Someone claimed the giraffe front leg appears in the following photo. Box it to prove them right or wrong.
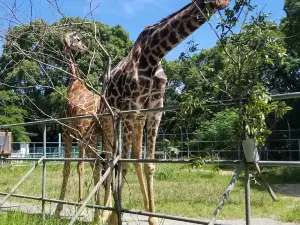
[132,118,149,211]
[145,65,167,225]
[145,112,163,225]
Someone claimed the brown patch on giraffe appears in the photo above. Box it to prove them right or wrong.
[153,75,167,90]
[151,93,162,101]
[139,67,155,78]
[70,82,81,93]
[133,47,141,60]
[160,40,172,52]
[150,36,160,47]
[82,119,90,128]
[160,27,169,39]
[186,19,198,33]
[168,31,179,45]
[123,84,131,97]
[170,19,180,28]
[139,77,150,87]
[110,87,119,97]
[128,80,138,90]
[144,47,150,55]
[151,128,157,137]
[148,54,157,66]
[126,61,134,71]
[132,92,140,99]
[139,96,148,105]
[138,55,148,69]
[208,2,215,10]
[152,47,163,57]
[182,14,190,20]
[140,37,147,45]
[178,23,188,37]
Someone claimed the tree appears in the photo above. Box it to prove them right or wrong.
[197,109,239,142]
[281,0,300,56]
[162,8,292,147]
[0,91,30,142]
[0,17,133,140]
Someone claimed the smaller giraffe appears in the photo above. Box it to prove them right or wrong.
[54,32,112,223]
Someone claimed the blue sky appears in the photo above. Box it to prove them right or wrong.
[0,0,286,60]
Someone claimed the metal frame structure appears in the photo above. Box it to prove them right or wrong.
[10,135,300,161]
[0,94,300,225]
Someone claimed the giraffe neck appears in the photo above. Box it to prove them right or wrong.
[136,1,219,61]
[64,45,82,85]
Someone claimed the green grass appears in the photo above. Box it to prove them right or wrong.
[262,167,300,184]
[0,211,86,225]
[0,163,300,224]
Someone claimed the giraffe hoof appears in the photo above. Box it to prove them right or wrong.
[148,217,158,225]
[101,210,112,224]
[108,212,118,225]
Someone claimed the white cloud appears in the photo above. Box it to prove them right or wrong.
[119,0,167,15]
[123,2,135,15]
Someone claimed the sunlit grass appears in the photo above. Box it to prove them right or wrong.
[0,211,86,225]
[0,162,300,224]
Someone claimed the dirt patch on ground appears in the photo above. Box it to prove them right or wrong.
[273,184,300,198]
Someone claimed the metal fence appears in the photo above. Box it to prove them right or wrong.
[9,137,300,161]
[1,103,300,225]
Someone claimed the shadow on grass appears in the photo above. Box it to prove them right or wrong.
[236,166,300,198]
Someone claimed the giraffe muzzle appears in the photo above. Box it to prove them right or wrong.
[215,0,230,10]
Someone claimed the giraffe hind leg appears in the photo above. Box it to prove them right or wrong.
[101,117,114,224]
[54,132,72,216]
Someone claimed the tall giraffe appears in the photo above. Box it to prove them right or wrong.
[103,1,230,225]
[54,32,112,223]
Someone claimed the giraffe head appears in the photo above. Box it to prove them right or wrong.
[215,0,230,10]
[64,32,88,52]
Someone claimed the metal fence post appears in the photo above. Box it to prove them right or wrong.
[245,162,251,225]
[58,133,62,157]
[187,133,190,158]
[42,125,46,221]
[298,139,300,161]
[180,132,183,158]
[33,143,36,157]
[143,131,147,159]
[116,117,122,225]
[0,158,3,168]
